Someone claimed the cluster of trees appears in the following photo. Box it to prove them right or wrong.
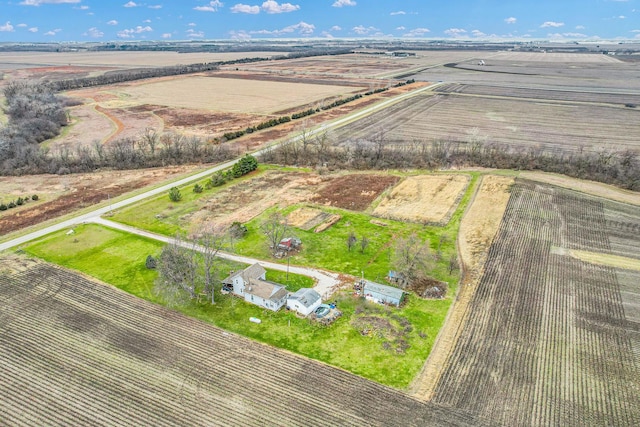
[1,129,236,176]
[0,82,68,170]
[261,132,640,191]
[154,227,226,305]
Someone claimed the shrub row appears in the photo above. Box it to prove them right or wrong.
[0,194,38,211]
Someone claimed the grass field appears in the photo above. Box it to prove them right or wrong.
[431,180,640,426]
[0,261,489,426]
[24,223,452,389]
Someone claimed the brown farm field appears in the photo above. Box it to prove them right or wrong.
[430,180,640,426]
[331,91,640,154]
[373,175,469,224]
[0,166,195,236]
[0,261,489,427]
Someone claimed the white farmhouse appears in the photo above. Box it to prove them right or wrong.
[287,288,322,317]
[222,263,288,311]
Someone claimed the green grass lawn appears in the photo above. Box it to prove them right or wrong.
[24,223,452,389]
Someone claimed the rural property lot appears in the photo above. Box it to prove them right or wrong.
[0,262,489,427]
[431,180,640,426]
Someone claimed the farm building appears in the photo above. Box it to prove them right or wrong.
[287,288,322,316]
[222,263,288,311]
[362,280,404,307]
[278,237,302,252]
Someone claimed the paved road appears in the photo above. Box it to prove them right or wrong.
[90,217,342,297]
[0,82,443,254]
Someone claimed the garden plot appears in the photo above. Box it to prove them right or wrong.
[311,174,400,211]
[373,175,469,224]
[287,207,340,232]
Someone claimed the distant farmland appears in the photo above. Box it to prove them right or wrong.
[431,180,640,426]
[330,91,640,154]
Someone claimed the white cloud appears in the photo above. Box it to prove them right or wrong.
[107,20,118,25]
[143,19,152,23]
[162,33,172,38]
[333,0,356,7]
[261,1,299,14]
[576,25,585,30]
[403,27,430,37]
[148,4,162,9]
[251,21,315,36]
[194,1,223,12]
[445,28,467,37]
[188,22,197,27]
[632,29,640,32]
[396,26,405,31]
[329,25,341,31]
[124,1,138,7]
[618,15,626,19]
[84,27,104,38]
[29,27,39,32]
[352,25,379,35]
[230,1,299,14]
[0,21,15,32]
[44,28,62,36]
[504,17,516,24]
[20,0,80,5]
[75,5,89,10]
[229,29,251,40]
[117,25,152,38]
[186,29,205,38]
[16,23,28,27]
[390,11,406,16]
[231,3,260,13]
[540,21,564,28]
[471,29,486,37]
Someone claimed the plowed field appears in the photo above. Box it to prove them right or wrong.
[431,180,640,426]
[0,261,489,427]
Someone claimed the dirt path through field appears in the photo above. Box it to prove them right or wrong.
[410,174,514,400]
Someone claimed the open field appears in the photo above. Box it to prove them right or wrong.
[331,91,640,154]
[373,175,469,224]
[225,51,478,79]
[0,260,488,426]
[431,180,640,426]
[0,51,282,69]
[116,76,363,115]
[0,166,192,236]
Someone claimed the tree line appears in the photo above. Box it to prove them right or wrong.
[260,131,640,191]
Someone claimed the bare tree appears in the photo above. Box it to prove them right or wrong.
[448,253,460,275]
[360,236,369,254]
[392,233,434,288]
[194,224,226,304]
[260,212,290,256]
[347,232,358,252]
[155,234,200,305]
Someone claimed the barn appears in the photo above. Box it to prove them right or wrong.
[363,281,404,307]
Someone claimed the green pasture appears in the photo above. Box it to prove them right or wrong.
[24,223,451,389]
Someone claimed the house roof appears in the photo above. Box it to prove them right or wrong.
[245,279,287,302]
[363,281,404,301]
[288,288,321,308]
[222,263,266,284]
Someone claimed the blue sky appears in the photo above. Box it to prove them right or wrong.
[0,0,638,42]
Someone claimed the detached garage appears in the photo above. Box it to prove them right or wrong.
[287,288,322,317]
